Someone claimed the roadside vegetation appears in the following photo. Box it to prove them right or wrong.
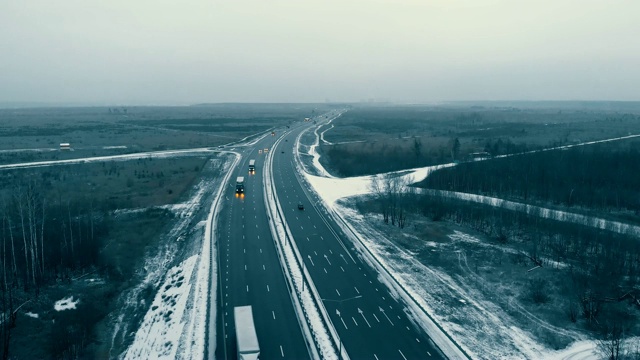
[0,156,208,359]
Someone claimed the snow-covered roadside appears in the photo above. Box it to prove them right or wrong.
[297,112,344,178]
[294,121,618,359]
[334,202,588,359]
[124,256,199,359]
[319,123,334,145]
[300,163,454,207]
[112,155,235,359]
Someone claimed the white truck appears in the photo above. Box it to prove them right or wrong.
[249,160,255,173]
[234,306,260,360]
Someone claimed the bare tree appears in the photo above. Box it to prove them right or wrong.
[369,175,389,223]
[0,198,17,284]
[449,137,460,162]
[596,304,632,360]
[15,187,32,288]
[370,173,413,228]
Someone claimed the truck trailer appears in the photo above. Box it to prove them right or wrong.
[236,176,245,194]
[249,160,255,173]
[234,306,260,360]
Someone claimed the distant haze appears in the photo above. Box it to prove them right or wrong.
[1,0,639,105]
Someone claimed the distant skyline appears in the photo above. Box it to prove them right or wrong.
[1,0,639,105]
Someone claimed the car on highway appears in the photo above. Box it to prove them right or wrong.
[297,202,304,210]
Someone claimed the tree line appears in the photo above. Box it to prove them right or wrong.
[419,143,640,213]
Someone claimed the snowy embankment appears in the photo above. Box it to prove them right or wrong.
[301,112,344,178]
[264,135,338,360]
[293,122,622,359]
[124,256,198,359]
[121,154,238,360]
[319,123,334,145]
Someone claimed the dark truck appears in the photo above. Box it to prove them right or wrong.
[236,176,245,194]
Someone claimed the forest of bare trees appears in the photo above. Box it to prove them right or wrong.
[0,180,110,358]
[420,142,640,213]
[369,174,416,229]
[364,174,640,358]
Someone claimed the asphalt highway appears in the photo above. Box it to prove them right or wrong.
[215,132,310,360]
[270,123,446,360]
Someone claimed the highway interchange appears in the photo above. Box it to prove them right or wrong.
[215,115,445,359]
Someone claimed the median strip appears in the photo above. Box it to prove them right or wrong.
[263,131,343,359]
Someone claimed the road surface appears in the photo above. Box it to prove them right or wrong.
[269,122,446,359]
[214,132,311,359]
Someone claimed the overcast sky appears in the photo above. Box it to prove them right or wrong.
[1,0,638,105]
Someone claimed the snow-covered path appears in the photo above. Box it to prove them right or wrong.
[0,148,220,170]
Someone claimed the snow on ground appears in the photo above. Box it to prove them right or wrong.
[25,312,39,319]
[319,123,334,145]
[294,121,620,359]
[124,256,198,360]
[422,189,640,238]
[496,133,640,160]
[297,117,458,205]
[54,296,79,311]
[335,203,588,359]
[0,148,218,170]
[300,112,345,179]
[302,162,455,207]
[118,154,236,360]
[335,203,540,359]
[0,147,57,153]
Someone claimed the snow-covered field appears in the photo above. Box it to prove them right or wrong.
[292,123,628,359]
